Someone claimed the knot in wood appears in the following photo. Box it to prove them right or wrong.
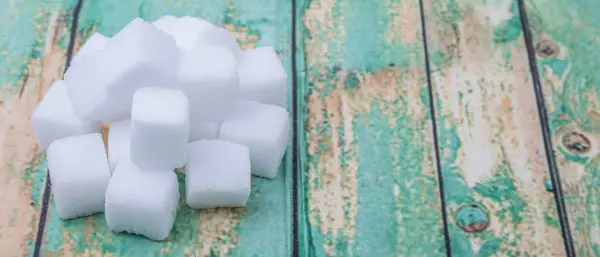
[535,39,559,58]
[562,131,591,154]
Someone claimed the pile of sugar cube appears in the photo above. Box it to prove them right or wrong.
[32,16,289,241]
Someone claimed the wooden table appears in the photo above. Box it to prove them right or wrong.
[0,0,596,256]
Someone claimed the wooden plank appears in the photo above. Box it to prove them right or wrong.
[296,0,448,256]
[41,0,293,256]
[422,0,568,255]
[523,0,600,255]
[0,0,76,256]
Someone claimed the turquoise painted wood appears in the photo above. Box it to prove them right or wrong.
[0,0,77,256]
[421,0,567,255]
[0,0,598,256]
[295,0,448,255]
[524,0,600,255]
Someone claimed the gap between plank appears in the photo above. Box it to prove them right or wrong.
[291,0,300,256]
[32,0,83,255]
[516,0,576,256]
[417,0,453,256]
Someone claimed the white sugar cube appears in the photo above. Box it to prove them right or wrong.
[130,87,189,170]
[177,16,240,55]
[154,16,240,56]
[172,16,215,50]
[64,18,179,122]
[47,133,110,219]
[152,15,178,34]
[71,32,109,64]
[219,101,289,178]
[32,81,101,151]
[105,160,179,241]
[179,46,238,124]
[193,25,241,57]
[108,120,130,172]
[186,140,251,209]
[190,121,220,142]
[239,47,287,108]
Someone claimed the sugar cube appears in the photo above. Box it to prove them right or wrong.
[153,15,241,56]
[105,160,179,241]
[32,81,102,151]
[64,18,179,122]
[152,15,178,34]
[238,47,287,108]
[219,101,289,178]
[171,16,215,50]
[193,26,241,57]
[47,133,111,219]
[186,140,251,209]
[179,46,238,124]
[130,87,189,170]
[190,121,221,142]
[71,32,109,65]
[108,120,130,172]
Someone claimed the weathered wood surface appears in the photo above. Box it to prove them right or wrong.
[524,0,600,255]
[422,0,567,255]
[0,0,76,256]
[37,0,294,256]
[296,0,447,256]
[2,0,598,256]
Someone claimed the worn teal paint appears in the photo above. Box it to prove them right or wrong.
[300,29,447,257]
[343,0,410,69]
[529,0,600,132]
[295,2,314,254]
[527,0,600,248]
[478,236,502,257]
[425,0,571,253]
[300,67,348,257]
[557,145,589,164]
[77,0,226,36]
[21,154,47,209]
[492,0,521,43]
[393,90,447,256]
[42,186,62,251]
[231,0,293,256]
[474,164,527,224]
[0,1,75,255]
[353,106,399,257]
[232,177,290,257]
[434,93,529,256]
[298,0,448,253]
[539,59,568,77]
[0,0,74,94]
[434,94,477,257]
[577,158,600,256]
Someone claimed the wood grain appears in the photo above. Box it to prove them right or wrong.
[0,0,76,256]
[296,0,447,255]
[422,0,566,255]
[40,0,293,256]
[524,0,600,255]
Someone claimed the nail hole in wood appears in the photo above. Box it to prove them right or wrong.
[562,131,591,154]
[535,39,559,58]
[455,204,490,233]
